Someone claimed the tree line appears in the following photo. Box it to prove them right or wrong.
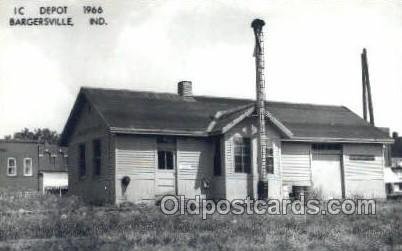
[4,128,60,145]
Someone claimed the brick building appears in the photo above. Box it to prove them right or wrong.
[0,140,68,194]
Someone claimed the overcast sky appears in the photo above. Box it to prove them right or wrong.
[0,0,401,137]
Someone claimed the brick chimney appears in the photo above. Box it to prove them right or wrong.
[393,132,399,138]
[178,81,192,97]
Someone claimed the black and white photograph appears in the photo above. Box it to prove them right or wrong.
[0,0,402,250]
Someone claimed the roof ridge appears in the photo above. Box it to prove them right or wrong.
[196,94,345,108]
[81,86,346,109]
[81,86,177,96]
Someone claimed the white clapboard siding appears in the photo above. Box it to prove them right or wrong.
[342,144,386,198]
[225,176,254,201]
[223,118,283,199]
[224,138,234,175]
[269,138,281,179]
[177,138,212,198]
[267,138,283,198]
[155,171,175,196]
[115,136,156,202]
[116,150,155,172]
[281,143,312,186]
[66,100,114,203]
[343,144,384,180]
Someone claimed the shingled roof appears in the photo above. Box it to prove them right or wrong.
[60,87,392,145]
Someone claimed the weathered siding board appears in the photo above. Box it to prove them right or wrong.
[224,119,254,200]
[210,137,226,199]
[343,144,386,198]
[211,177,226,199]
[280,142,386,198]
[224,117,282,200]
[68,134,112,203]
[268,138,282,198]
[114,136,215,202]
[67,100,112,204]
[281,143,312,186]
[225,176,255,200]
[224,138,234,175]
[108,133,116,203]
[343,144,384,180]
[177,138,213,198]
[114,135,156,203]
[116,150,155,170]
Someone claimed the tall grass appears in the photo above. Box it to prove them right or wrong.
[0,195,401,250]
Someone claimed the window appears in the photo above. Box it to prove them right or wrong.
[63,155,69,170]
[7,158,17,176]
[79,144,86,177]
[158,151,174,170]
[312,144,342,151]
[214,138,222,176]
[93,139,101,176]
[23,158,33,176]
[384,145,392,167]
[266,148,274,174]
[349,155,375,161]
[51,154,57,168]
[157,136,176,144]
[234,137,251,173]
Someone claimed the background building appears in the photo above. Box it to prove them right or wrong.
[0,140,68,195]
[384,132,402,196]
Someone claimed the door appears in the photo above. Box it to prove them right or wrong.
[156,150,176,196]
[311,154,343,199]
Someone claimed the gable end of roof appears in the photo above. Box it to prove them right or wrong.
[59,88,109,146]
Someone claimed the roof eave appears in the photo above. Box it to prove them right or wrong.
[109,127,209,137]
[220,107,255,134]
[265,111,294,138]
[282,137,394,144]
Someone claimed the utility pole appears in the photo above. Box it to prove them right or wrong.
[252,19,268,200]
[361,48,375,125]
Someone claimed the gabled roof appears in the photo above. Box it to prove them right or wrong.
[60,87,393,145]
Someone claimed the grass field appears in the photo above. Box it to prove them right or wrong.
[0,195,401,250]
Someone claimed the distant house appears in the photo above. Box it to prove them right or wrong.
[0,140,68,195]
[384,132,402,195]
[60,82,393,204]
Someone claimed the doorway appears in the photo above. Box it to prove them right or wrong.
[156,136,177,196]
[311,144,343,199]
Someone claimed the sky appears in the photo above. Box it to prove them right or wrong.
[0,0,401,137]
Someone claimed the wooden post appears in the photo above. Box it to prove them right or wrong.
[252,19,268,200]
[361,52,367,122]
[362,48,375,125]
